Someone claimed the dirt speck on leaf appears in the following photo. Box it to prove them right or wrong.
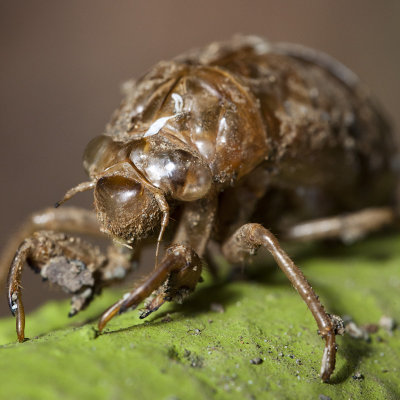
[250,357,263,365]
[352,372,364,381]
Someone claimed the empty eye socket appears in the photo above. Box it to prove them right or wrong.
[130,141,212,201]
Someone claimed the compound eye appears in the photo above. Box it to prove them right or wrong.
[95,175,144,221]
[83,136,124,177]
[130,142,212,201]
[94,175,160,242]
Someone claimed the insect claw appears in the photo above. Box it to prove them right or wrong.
[141,293,166,319]
[98,300,125,332]
[15,297,25,343]
[139,305,161,319]
[139,309,152,319]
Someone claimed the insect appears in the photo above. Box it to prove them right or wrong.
[3,36,398,382]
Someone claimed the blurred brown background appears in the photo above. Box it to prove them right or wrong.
[1,0,399,316]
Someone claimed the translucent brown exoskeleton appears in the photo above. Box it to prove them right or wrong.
[3,36,399,382]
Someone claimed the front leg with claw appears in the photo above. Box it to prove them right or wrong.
[97,244,203,332]
[7,230,132,342]
[222,223,345,382]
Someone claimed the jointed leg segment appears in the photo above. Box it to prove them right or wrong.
[222,223,343,382]
[284,207,396,243]
[0,207,102,286]
[7,230,134,342]
[8,230,108,342]
[98,244,202,331]
[5,205,206,345]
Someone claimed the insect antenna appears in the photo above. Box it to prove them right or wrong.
[55,181,96,208]
[153,192,170,268]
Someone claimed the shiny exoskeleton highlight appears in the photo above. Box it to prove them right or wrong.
[3,36,399,382]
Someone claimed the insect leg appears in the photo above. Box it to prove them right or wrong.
[173,193,217,256]
[98,195,215,332]
[0,207,101,285]
[97,244,202,331]
[221,223,342,382]
[283,206,396,243]
[2,206,136,284]
[8,230,109,342]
